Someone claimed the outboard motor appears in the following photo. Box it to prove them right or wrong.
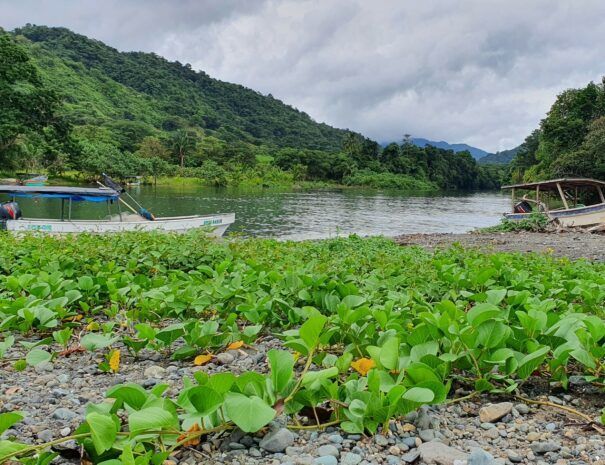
[513,200,532,214]
[0,201,22,220]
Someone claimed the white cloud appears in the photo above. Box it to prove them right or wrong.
[2,0,605,152]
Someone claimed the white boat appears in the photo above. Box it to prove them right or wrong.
[501,178,605,227]
[0,185,235,236]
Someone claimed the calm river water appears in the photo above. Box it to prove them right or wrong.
[10,185,510,240]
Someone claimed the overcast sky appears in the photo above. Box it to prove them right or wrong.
[2,0,605,152]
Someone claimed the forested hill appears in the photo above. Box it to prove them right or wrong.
[13,24,349,152]
[1,25,504,191]
[510,80,605,182]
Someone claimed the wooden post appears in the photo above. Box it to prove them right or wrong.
[536,185,540,207]
[575,187,578,207]
[511,188,515,211]
[68,198,72,220]
[556,183,569,210]
[598,185,605,203]
[61,199,65,221]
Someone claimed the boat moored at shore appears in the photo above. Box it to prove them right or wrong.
[501,178,605,228]
[0,183,235,236]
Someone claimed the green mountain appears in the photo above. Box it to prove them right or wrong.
[478,146,520,165]
[12,24,349,153]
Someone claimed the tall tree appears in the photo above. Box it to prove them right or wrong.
[0,32,63,165]
[170,129,197,168]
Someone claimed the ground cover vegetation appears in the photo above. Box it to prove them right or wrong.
[1,232,604,463]
[1,26,502,190]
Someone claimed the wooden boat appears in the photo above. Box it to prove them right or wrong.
[17,173,48,186]
[0,185,234,236]
[501,178,605,227]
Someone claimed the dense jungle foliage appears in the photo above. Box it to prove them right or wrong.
[511,80,605,182]
[0,25,502,190]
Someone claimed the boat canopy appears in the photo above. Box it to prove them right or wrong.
[501,178,605,191]
[0,185,120,203]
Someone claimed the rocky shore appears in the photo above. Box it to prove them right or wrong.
[2,335,604,465]
[394,231,605,262]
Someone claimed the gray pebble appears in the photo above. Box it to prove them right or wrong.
[340,452,362,465]
[314,457,337,465]
[216,352,235,365]
[51,408,77,421]
[317,444,340,457]
[259,428,294,453]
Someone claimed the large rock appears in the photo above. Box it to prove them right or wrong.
[478,402,513,423]
[418,442,468,465]
[468,448,497,465]
[259,427,294,452]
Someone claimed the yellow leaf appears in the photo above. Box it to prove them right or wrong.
[227,340,244,350]
[177,423,201,446]
[293,351,301,362]
[350,357,375,376]
[86,322,100,331]
[67,314,83,322]
[194,354,213,366]
[109,349,120,373]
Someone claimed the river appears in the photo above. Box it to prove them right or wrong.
[9,185,510,240]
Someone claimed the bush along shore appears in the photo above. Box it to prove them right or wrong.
[1,233,605,465]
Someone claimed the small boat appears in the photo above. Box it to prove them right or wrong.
[17,173,48,186]
[125,176,143,186]
[501,178,605,227]
[0,181,235,235]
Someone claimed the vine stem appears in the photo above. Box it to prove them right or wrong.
[0,433,91,463]
[284,347,315,404]
[514,395,605,434]
[288,419,341,430]
[443,391,479,405]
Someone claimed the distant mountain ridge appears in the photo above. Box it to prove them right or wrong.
[410,138,490,160]
[478,146,520,165]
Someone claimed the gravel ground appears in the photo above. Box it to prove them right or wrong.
[2,335,604,465]
[394,232,605,262]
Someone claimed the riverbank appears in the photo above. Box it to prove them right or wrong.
[394,231,605,261]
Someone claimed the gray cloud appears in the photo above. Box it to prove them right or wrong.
[2,0,605,152]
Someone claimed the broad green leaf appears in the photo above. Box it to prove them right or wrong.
[106,384,148,410]
[268,349,294,396]
[380,337,400,370]
[25,349,51,367]
[402,387,434,403]
[342,295,366,308]
[476,321,509,348]
[0,440,29,461]
[224,393,275,433]
[467,303,502,327]
[0,412,23,435]
[517,346,550,379]
[86,412,117,455]
[299,315,327,351]
[128,407,176,434]
[188,386,223,416]
[81,334,116,351]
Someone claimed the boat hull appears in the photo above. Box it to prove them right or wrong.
[3,213,235,236]
[505,202,605,227]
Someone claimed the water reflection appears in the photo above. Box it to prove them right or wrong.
[5,185,510,239]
